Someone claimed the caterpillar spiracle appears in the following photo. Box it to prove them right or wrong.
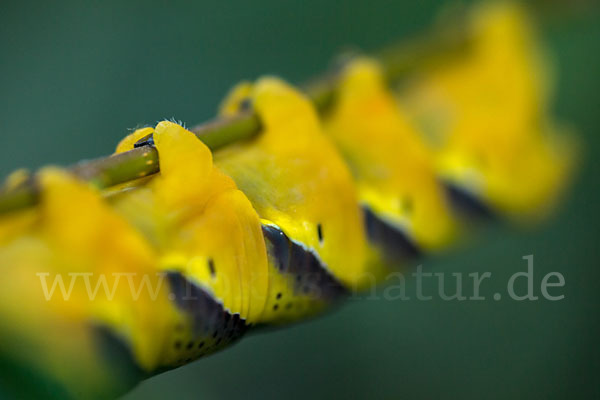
[0,3,578,399]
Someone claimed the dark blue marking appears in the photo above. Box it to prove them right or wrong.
[443,182,496,221]
[92,325,147,397]
[133,133,155,148]
[238,97,253,112]
[166,272,248,343]
[261,224,348,301]
[363,206,422,267]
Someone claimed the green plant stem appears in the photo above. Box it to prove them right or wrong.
[0,23,469,216]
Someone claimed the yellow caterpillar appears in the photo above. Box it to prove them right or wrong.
[399,1,578,221]
[0,2,578,399]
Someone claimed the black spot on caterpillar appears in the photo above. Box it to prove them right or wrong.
[317,223,324,244]
[207,258,216,278]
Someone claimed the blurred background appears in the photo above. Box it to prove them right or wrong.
[0,0,598,399]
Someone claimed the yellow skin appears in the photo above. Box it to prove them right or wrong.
[0,84,369,396]
[401,2,578,220]
[0,5,580,394]
[0,169,173,399]
[323,58,456,259]
[215,78,369,321]
[115,122,269,326]
[0,121,271,398]
[114,121,269,361]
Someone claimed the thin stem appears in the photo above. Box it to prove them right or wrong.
[0,22,470,216]
[0,186,39,215]
[72,147,160,189]
[190,111,262,151]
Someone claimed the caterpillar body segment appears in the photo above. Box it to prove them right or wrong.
[215,77,370,322]
[401,2,551,150]
[323,58,458,270]
[116,122,272,324]
[113,122,270,350]
[0,169,171,399]
[400,1,578,221]
[259,223,349,325]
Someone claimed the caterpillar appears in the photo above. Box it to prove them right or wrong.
[0,2,578,399]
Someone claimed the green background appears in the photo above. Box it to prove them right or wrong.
[1,1,598,399]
